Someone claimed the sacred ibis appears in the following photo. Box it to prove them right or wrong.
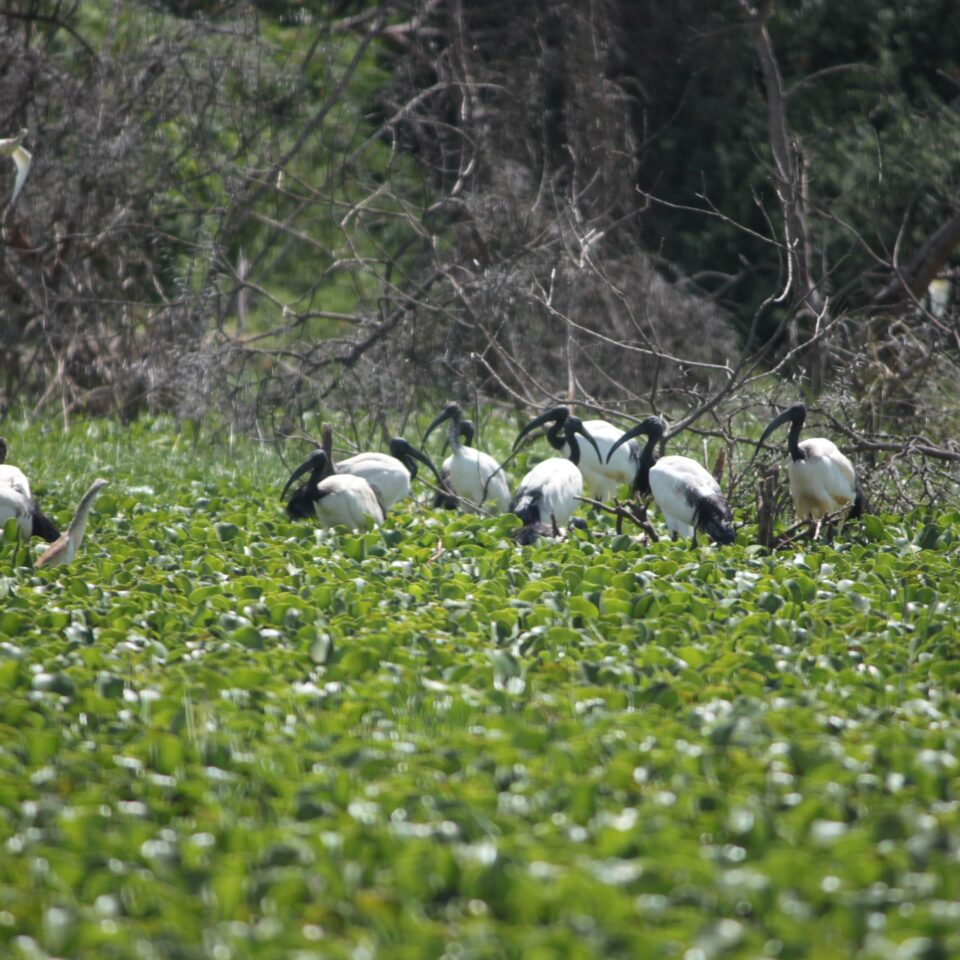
[511,414,601,541]
[606,416,735,545]
[330,435,442,511]
[422,402,511,513]
[282,449,385,530]
[515,405,638,501]
[36,479,109,568]
[0,438,60,542]
[755,402,866,524]
[0,129,31,206]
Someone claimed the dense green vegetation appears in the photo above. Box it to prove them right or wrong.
[1,420,957,959]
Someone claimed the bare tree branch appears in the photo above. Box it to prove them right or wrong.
[873,208,960,307]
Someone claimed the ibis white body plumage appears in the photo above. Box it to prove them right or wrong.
[0,484,32,540]
[785,438,857,519]
[336,452,412,511]
[756,403,864,521]
[0,130,31,206]
[511,458,583,529]
[0,439,60,542]
[0,463,30,499]
[304,474,385,530]
[649,456,728,541]
[443,446,511,513]
[423,404,510,513]
[331,436,440,512]
[608,417,735,545]
[562,418,638,501]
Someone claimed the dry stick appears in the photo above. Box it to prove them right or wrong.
[756,466,779,550]
[819,412,960,464]
[426,538,445,563]
[769,505,858,551]
[576,497,660,542]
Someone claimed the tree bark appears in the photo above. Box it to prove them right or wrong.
[873,209,960,308]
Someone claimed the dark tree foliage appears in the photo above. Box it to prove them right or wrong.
[0,0,957,433]
[378,0,960,412]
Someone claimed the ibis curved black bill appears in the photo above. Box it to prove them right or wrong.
[752,403,806,464]
[281,449,327,500]
[606,416,665,463]
[388,438,442,485]
[512,405,570,452]
[422,402,462,446]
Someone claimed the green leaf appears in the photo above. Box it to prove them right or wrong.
[214,521,241,542]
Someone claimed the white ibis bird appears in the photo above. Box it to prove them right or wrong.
[755,402,866,524]
[422,402,511,513]
[516,405,638,502]
[0,437,60,542]
[37,479,109,568]
[282,449,385,530]
[331,435,443,512]
[511,414,601,542]
[606,416,735,545]
[0,129,31,206]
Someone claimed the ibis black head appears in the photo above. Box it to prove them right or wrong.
[513,405,571,452]
[458,420,476,447]
[755,403,807,462]
[561,415,602,466]
[0,437,6,464]
[281,449,328,502]
[423,402,463,446]
[606,416,665,464]
[388,437,442,485]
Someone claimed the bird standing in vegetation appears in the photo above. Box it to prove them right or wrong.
[282,449,385,530]
[0,438,60,542]
[607,416,735,545]
[422,402,511,513]
[754,402,865,532]
[515,405,638,502]
[511,414,601,543]
[0,130,32,206]
[37,479,109,568]
[327,433,443,512]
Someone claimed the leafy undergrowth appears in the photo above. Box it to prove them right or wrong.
[0,420,958,960]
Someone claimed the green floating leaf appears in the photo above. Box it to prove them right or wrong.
[488,650,520,680]
[637,681,679,707]
[214,521,241,542]
[96,671,125,699]
[917,523,941,550]
[861,514,885,541]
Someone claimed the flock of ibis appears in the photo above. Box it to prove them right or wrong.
[0,401,865,567]
[280,401,865,547]
[0,128,866,560]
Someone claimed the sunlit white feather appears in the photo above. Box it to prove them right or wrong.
[556,419,636,501]
[788,438,857,520]
[309,474,385,530]
[444,446,511,513]
[649,456,723,539]
[335,452,411,511]
[512,458,583,529]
